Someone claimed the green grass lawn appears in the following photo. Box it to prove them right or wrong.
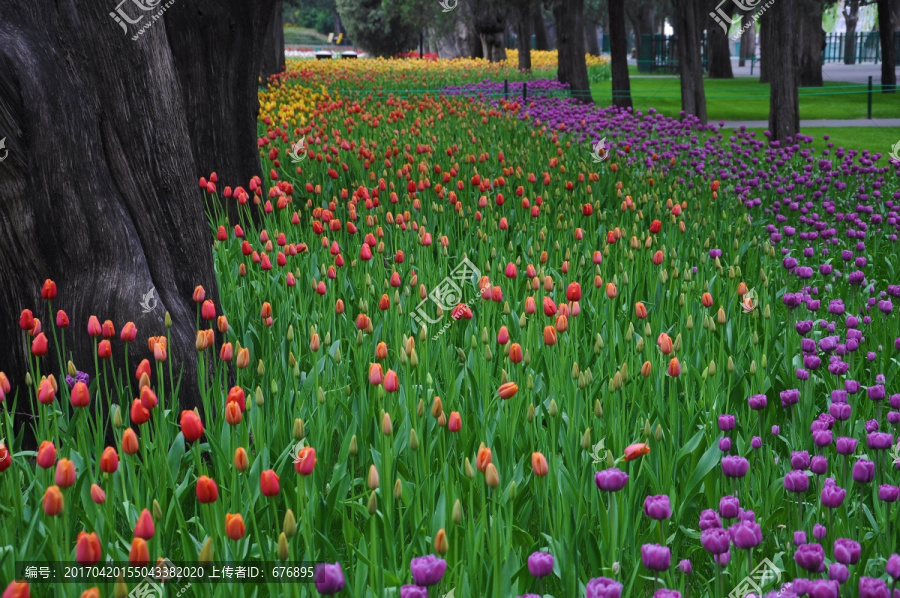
[740,127,899,162]
[590,76,900,121]
[284,26,331,46]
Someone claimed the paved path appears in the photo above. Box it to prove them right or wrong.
[719,118,900,128]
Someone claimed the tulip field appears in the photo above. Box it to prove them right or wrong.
[3,54,900,598]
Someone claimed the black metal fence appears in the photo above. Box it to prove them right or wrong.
[822,31,900,64]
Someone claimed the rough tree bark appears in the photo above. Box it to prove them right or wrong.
[759,9,770,83]
[877,0,897,91]
[585,21,601,56]
[797,0,824,87]
[550,0,592,102]
[0,0,275,443]
[474,1,507,62]
[739,16,756,67]
[763,0,800,140]
[609,0,633,109]
[261,0,286,81]
[516,2,534,71]
[843,0,860,65]
[672,0,707,122]
[699,0,743,79]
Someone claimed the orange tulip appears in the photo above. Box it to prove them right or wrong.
[196,476,219,503]
[701,292,713,308]
[635,302,648,319]
[81,589,100,598]
[543,325,557,346]
[55,459,76,488]
[498,382,519,400]
[737,282,748,296]
[484,463,500,488]
[224,401,243,426]
[555,315,568,333]
[236,348,250,369]
[75,531,101,565]
[129,537,150,566]
[368,363,384,386]
[508,343,523,364]
[2,582,30,598]
[657,333,674,355]
[122,428,139,455]
[36,441,56,469]
[476,447,492,472]
[225,513,246,540]
[606,283,617,298]
[37,378,56,405]
[375,342,388,360]
[180,410,204,442]
[641,361,652,377]
[70,381,90,408]
[130,399,150,425]
[531,452,549,477]
[667,357,682,377]
[624,443,651,461]
[42,485,64,516]
[234,447,250,471]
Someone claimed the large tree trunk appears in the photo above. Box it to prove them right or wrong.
[877,0,897,92]
[672,0,707,122]
[260,0,286,81]
[797,0,824,87]
[533,10,550,50]
[516,2,534,71]
[759,9,770,83]
[551,0,592,102]
[609,0,633,109]
[739,16,756,67]
[585,20,601,56]
[764,0,800,140]
[474,1,507,62]
[706,16,735,78]
[626,2,655,73]
[844,0,860,64]
[0,0,275,445]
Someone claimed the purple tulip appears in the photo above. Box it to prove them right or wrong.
[643,495,672,520]
[806,579,840,598]
[813,523,827,540]
[810,456,828,475]
[852,459,875,484]
[653,590,682,598]
[641,543,671,572]
[314,563,346,595]
[821,480,847,508]
[833,538,861,564]
[400,586,429,598]
[700,528,730,554]
[836,437,858,455]
[714,551,730,567]
[828,562,849,584]
[794,530,807,546]
[718,415,735,431]
[795,543,825,572]
[718,437,732,452]
[886,553,900,579]
[721,456,749,478]
[678,559,692,574]
[527,552,553,578]
[780,389,800,406]
[751,436,762,449]
[728,520,762,549]
[784,470,810,493]
[585,577,623,598]
[868,384,886,400]
[719,496,740,519]
[859,577,890,598]
[791,451,810,470]
[699,509,722,530]
[594,468,629,492]
[410,555,446,586]
[867,432,894,450]
[748,394,767,410]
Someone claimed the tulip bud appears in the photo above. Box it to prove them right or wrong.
[277,532,289,560]
[256,386,266,407]
[67,360,77,377]
[581,428,592,450]
[152,499,163,520]
[367,464,380,490]
[409,428,419,451]
[750,360,757,374]
[643,419,651,437]
[761,354,767,369]
[709,360,717,376]
[594,400,603,418]
[316,386,325,404]
[655,424,663,441]
[417,398,425,418]
[367,491,378,514]
[164,312,172,328]
[293,418,304,441]
[434,528,449,555]
[257,360,265,376]
[381,412,393,435]
[114,576,128,598]
[612,561,620,575]
[283,509,297,537]
[485,463,500,488]
[465,458,475,479]
[199,537,213,563]
[112,404,123,428]
[393,478,403,500]
[548,399,558,417]
[349,435,358,456]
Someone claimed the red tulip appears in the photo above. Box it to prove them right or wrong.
[120,322,137,342]
[135,359,152,381]
[43,486,63,516]
[180,410,204,442]
[702,292,713,308]
[140,386,158,410]
[667,357,682,377]
[19,309,34,331]
[70,382,90,408]
[130,399,150,425]
[234,447,249,471]
[75,531,101,565]
[219,342,233,361]
[97,340,112,359]
[497,326,510,345]
[524,297,536,314]
[606,283,617,298]
[0,443,11,473]
[201,300,216,320]
[37,378,56,405]
[56,310,70,328]
[566,282,582,302]
[498,382,519,400]
[196,476,219,503]
[652,250,664,266]
[624,443,651,461]
[122,428,139,455]
[2,581,30,598]
[260,470,280,497]
[36,441,56,469]
[101,320,115,338]
[542,296,557,317]
[383,369,399,393]
[451,303,472,320]
[193,286,206,303]
[293,447,316,476]
[448,411,462,432]
[41,279,57,300]
[133,509,155,539]
[531,452,549,476]
[100,447,119,474]
[635,302,648,319]
[31,333,48,357]
[90,483,106,504]
[87,316,102,337]
[649,220,662,234]
[368,363,384,386]
[227,386,246,412]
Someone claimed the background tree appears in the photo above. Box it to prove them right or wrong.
[473,0,508,62]
[843,0,865,64]
[608,0,633,108]
[705,0,734,78]
[261,0,286,80]
[763,0,800,139]
[0,0,276,443]
[547,0,592,101]
[626,0,656,72]
[514,0,540,70]
[335,0,417,56]
[797,0,826,86]
[672,0,707,121]
[876,0,897,91]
